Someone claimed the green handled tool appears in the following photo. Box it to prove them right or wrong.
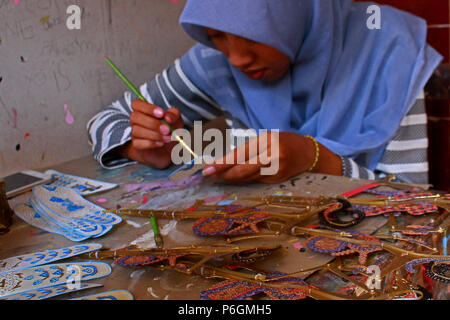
[104,56,198,159]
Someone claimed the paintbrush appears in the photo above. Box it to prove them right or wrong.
[104,56,198,159]
[150,216,163,248]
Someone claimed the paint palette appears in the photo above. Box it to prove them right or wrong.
[14,185,122,241]
[44,170,118,196]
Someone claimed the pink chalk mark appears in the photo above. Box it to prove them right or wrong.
[14,0,20,4]
[96,198,108,203]
[64,104,74,125]
[168,0,178,4]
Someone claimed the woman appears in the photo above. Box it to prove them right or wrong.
[88,0,442,184]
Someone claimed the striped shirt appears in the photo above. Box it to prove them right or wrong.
[87,60,429,184]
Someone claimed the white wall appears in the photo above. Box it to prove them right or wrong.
[0,0,194,176]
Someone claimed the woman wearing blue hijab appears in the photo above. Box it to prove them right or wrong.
[88,0,442,184]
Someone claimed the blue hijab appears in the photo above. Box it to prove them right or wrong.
[179,0,442,170]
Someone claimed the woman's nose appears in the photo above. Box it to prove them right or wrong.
[226,34,255,69]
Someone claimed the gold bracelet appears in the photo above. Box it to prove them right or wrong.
[304,135,319,172]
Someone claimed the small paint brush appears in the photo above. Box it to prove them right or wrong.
[150,216,163,248]
[104,56,198,159]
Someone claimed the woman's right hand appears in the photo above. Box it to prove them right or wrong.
[118,100,184,169]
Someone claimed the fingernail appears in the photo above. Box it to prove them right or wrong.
[155,141,164,147]
[160,125,170,135]
[202,166,216,176]
[163,135,172,143]
[154,109,164,117]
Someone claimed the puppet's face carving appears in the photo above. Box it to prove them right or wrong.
[206,28,291,82]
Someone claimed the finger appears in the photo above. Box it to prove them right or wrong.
[131,125,171,142]
[130,111,165,132]
[164,107,182,125]
[206,139,265,177]
[204,140,257,176]
[131,138,165,150]
[131,100,165,118]
[214,162,261,182]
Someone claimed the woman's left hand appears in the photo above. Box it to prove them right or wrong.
[202,131,318,183]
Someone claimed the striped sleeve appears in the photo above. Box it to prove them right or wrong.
[340,98,429,184]
[374,98,429,184]
[87,59,224,169]
[341,156,377,180]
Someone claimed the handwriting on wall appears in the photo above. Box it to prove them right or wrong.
[0,0,193,175]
